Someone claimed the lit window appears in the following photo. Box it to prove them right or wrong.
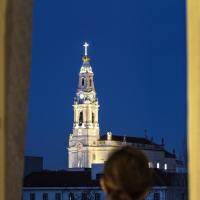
[148,162,153,168]
[157,162,160,169]
[164,163,167,170]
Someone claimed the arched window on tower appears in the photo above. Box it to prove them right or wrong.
[89,78,92,87]
[92,112,95,123]
[81,77,84,86]
[79,111,83,126]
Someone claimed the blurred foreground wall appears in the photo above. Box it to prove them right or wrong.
[187,0,200,199]
[0,0,32,199]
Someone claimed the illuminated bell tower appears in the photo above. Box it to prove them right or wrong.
[68,42,100,168]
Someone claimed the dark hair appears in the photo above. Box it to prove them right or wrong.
[103,146,153,200]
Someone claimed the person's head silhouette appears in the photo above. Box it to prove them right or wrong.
[101,146,152,200]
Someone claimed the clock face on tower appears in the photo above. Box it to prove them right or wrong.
[79,93,84,99]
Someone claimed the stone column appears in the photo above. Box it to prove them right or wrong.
[88,107,92,123]
[187,0,200,199]
[0,1,6,198]
[95,107,99,123]
[0,0,32,199]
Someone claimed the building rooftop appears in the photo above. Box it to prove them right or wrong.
[99,134,175,158]
[24,169,187,188]
[100,134,152,144]
[24,170,99,187]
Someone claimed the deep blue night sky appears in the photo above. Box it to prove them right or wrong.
[25,0,187,170]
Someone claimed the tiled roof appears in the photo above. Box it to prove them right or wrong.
[24,170,99,187]
[24,169,187,188]
[99,134,152,144]
[164,150,176,158]
[153,169,187,187]
[99,134,176,158]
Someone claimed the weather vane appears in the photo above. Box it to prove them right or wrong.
[83,42,89,56]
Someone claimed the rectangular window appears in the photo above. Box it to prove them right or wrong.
[68,193,74,200]
[154,192,160,200]
[43,193,48,200]
[156,162,160,169]
[55,193,61,200]
[30,193,35,200]
[81,193,87,200]
[181,193,185,200]
[95,193,100,200]
[148,162,153,168]
[164,163,167,170]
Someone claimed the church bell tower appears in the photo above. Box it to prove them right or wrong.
[68,42,100,168]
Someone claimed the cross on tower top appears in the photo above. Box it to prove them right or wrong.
[83,42,89,56]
